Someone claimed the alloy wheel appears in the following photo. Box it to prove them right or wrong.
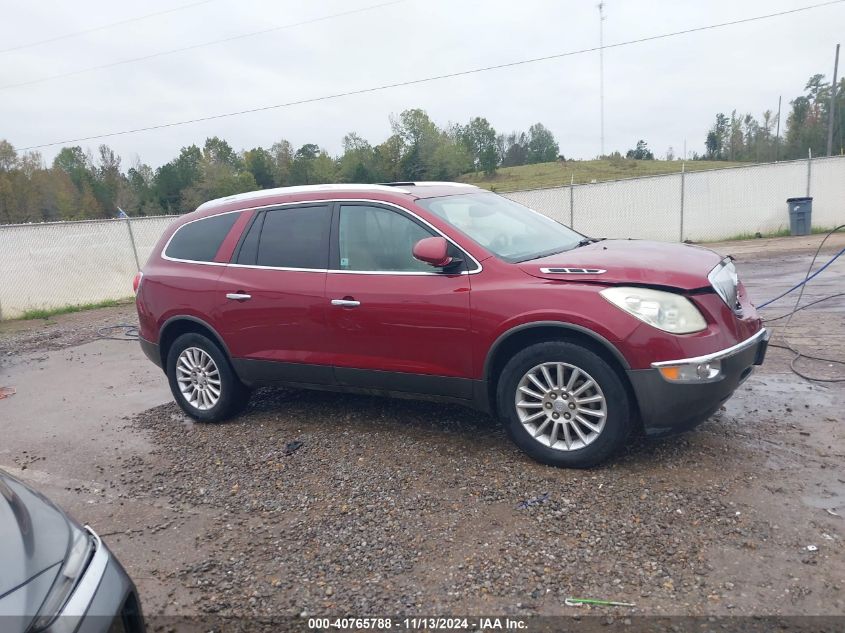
[175,347,222,411]
[514,362,607,451]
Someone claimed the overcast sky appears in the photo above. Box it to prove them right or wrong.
[1,0,842,169]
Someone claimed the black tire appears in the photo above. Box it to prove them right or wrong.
[496,341,631,468]
[166,332,250,422]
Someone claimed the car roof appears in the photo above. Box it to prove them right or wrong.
[195,182,481,213]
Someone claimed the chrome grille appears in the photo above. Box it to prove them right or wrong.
[708,258,741,314]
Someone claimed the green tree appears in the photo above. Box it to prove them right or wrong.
[93,144,124,216]
[243,147,276,189]
[458,117,499,175]
[0,140,16,172]
[625,140,654,160]
[704,113,729,159]
[181,162,257,210]
[202,136,241,169]
[270,139,294,186]
[392,109,444,180]
[289,144,335,185]
[53,146,92,189]
[500,131,529,167]
[527,123,559,164]
[154,145,202,212]
[373,134,404,182]
[338,132,381,183]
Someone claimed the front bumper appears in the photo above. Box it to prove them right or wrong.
[627,328,769,435]
[48,527,144,633]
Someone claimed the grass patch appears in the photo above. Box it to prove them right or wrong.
[459,158,748,192]
[715,228,793,241]
[17,298,133,321]
[701,226,837,243]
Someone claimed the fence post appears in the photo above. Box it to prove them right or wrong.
[569,173,575,228]
[124,217,141,271]
[806,148,812,197]
[679,162,686,242]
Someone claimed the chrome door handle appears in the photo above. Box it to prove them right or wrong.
[226,293,252,301]
[331,299,360,307]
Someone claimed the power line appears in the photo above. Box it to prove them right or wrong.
[0,0,407,91]
[0,0,219,55]
[16,0,845,152]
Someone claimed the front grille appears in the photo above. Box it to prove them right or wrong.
[708,258,741,314]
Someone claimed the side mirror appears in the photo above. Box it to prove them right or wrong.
[412,236,454,268]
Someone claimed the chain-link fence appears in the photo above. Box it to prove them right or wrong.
[0,215,177,320]
[505,154,845,242]
[1,156,844,320]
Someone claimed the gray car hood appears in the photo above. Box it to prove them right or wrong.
[0,472,71,626]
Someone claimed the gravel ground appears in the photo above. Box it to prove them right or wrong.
[118,325,844,622]
[0,301,137,365]
[2,237,843,630]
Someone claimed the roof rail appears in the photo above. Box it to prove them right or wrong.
[377,181,479,188]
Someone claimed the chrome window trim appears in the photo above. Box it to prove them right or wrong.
[160,198,483,276]
[226,263,327,273]
[651,328,769,368]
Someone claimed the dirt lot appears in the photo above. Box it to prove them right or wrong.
[1,235,843,630]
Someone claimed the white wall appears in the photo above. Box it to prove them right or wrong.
[0,216,176,320]
[505,155,845,242]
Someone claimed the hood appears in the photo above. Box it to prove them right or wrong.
[520,240,723,290]
[0,472,70,625]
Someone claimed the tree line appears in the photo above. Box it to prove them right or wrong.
[0,110,559,224]
[701,74,844,162]
[1,70,842,224]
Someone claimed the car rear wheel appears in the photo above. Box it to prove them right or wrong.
[496,341,631,468]
[166,332,250,422]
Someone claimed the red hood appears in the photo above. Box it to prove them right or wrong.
[520,240,724,290]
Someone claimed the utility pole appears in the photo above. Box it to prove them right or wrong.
[827,43,840,157]
[598,1,606,157]
[775,95,782,162]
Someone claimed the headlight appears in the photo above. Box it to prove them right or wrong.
[709,258,741,313]
[29,524,94,632]
[600,287,707,334]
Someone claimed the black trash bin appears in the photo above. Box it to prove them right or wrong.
[786,196,813,236]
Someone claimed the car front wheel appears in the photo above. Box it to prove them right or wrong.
[166,332,250,422]
[496,341,631,468]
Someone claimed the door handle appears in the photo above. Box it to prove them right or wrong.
[331,299,361,307]
[226,292,252,301]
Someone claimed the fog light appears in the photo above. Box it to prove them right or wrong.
[657,360,722,383]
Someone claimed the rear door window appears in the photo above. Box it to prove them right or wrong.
[165,212,239,262]
[255,205,331,269]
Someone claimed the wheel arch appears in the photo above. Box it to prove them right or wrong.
[158,316,232,368]
[483,321,636,418]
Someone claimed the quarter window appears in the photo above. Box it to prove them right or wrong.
[235,212,264,265]
[256,205,331,269]
[338,205,434,272]
[165,212,238,262]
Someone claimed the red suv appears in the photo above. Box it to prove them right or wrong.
[135,182,768,467]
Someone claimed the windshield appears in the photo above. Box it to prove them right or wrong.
[417,192,583,262]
